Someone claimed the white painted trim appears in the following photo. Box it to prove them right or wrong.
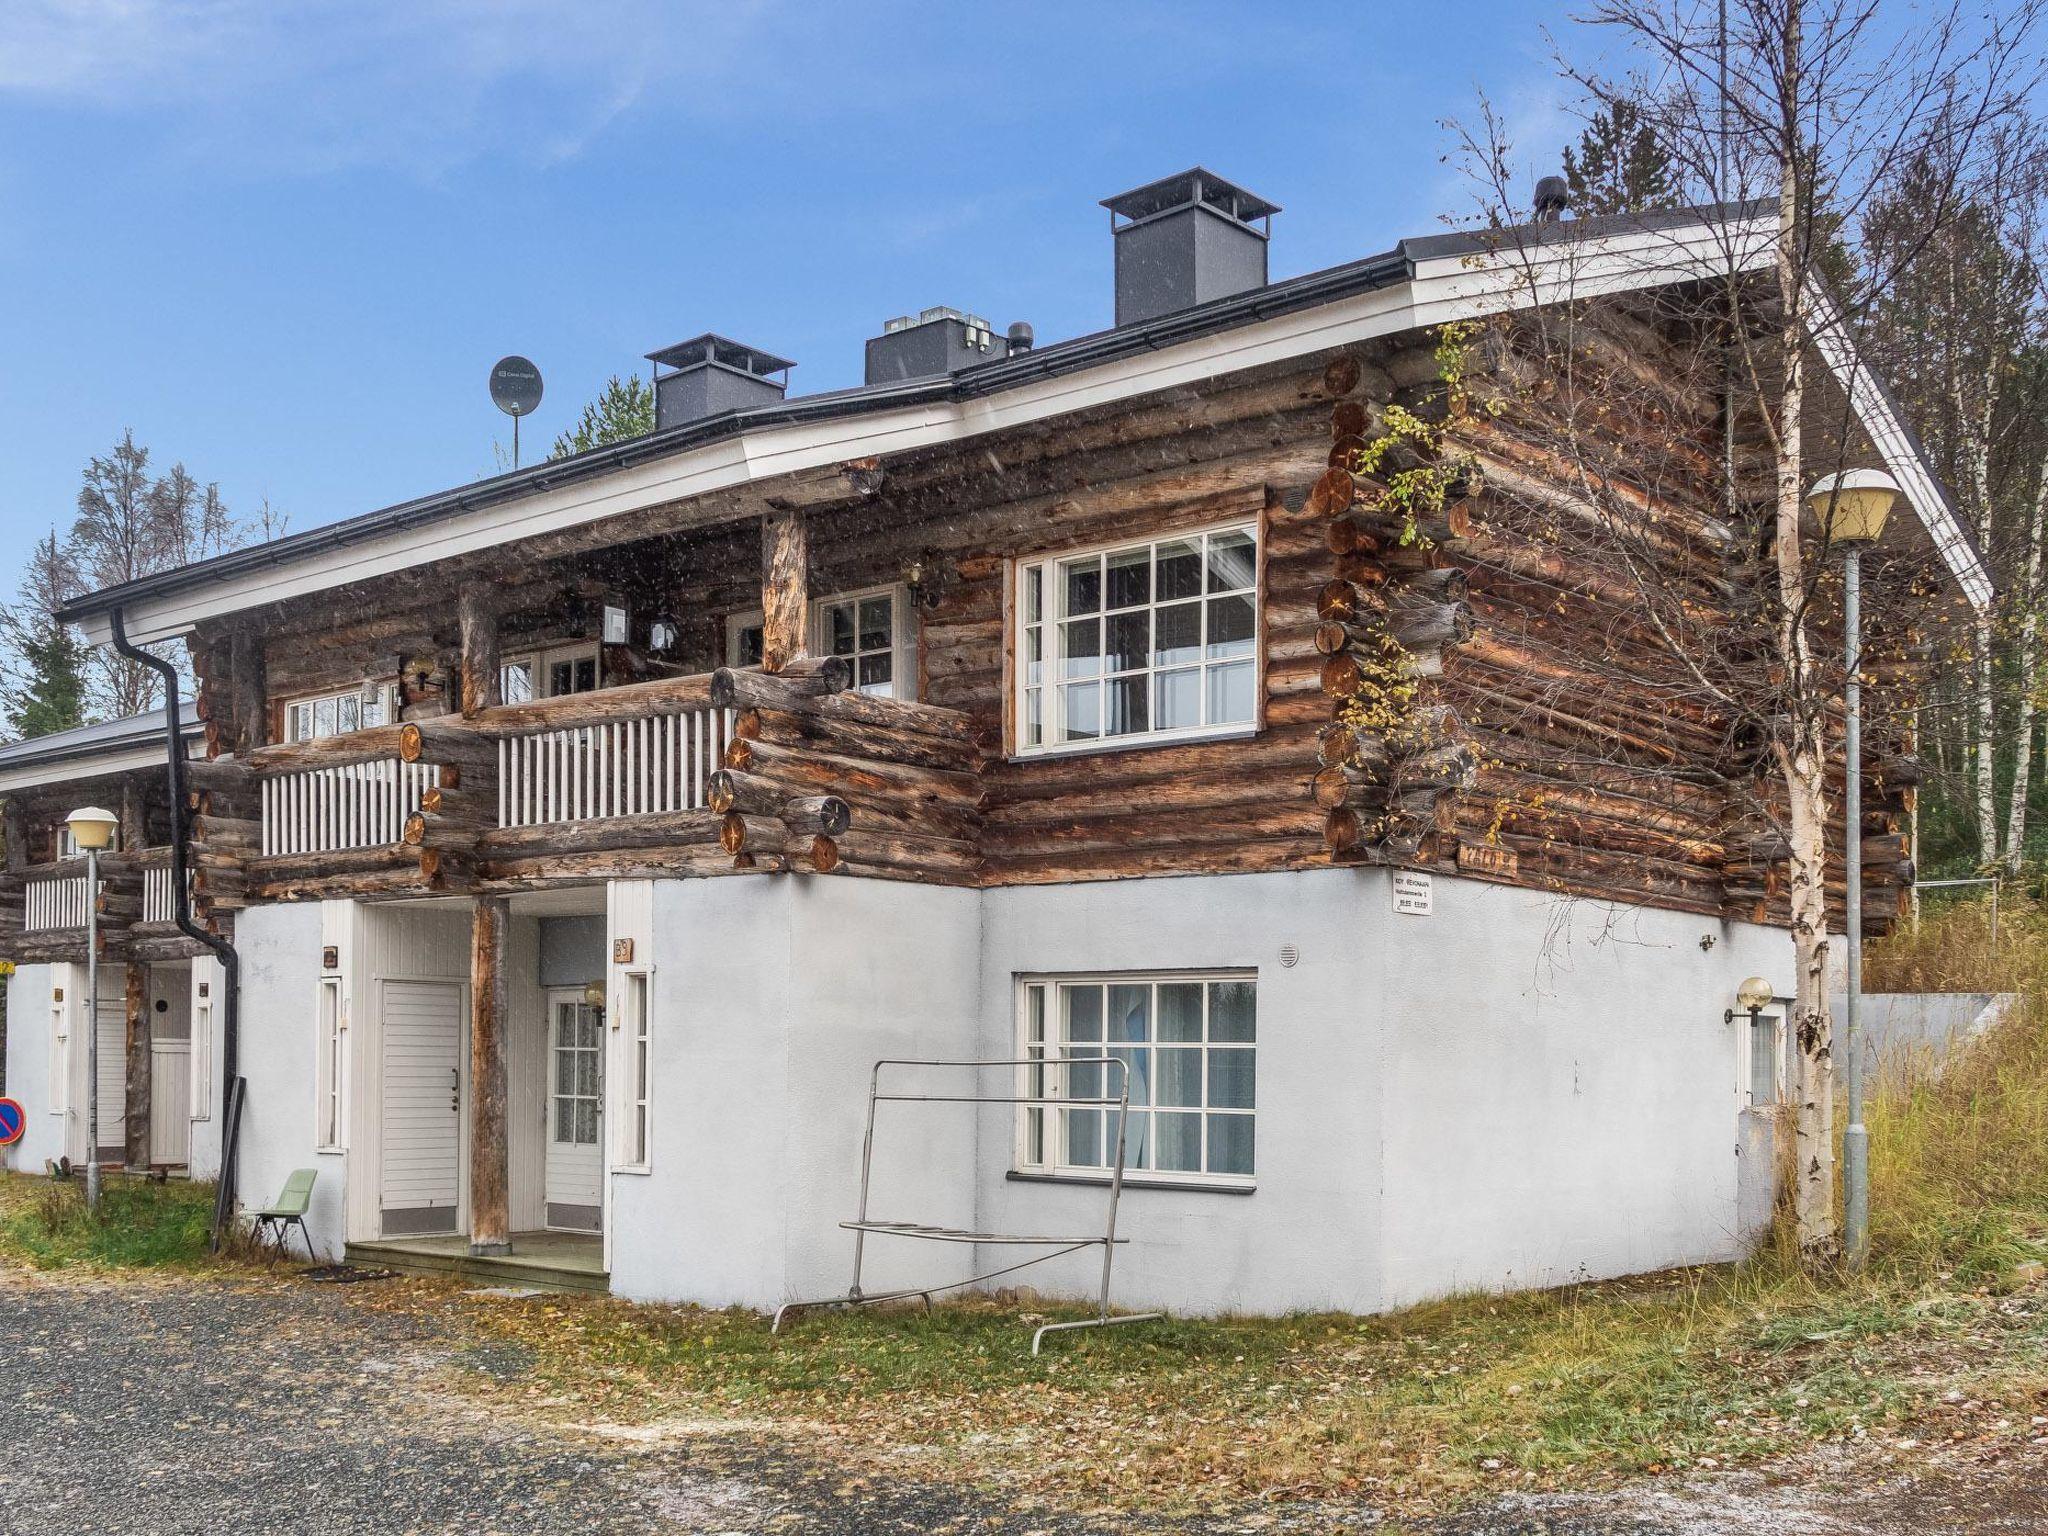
[84,217,1787,647]
[1804,282,1992,613]
[0,745,189,794]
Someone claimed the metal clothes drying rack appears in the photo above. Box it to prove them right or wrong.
[771,1056,1165,1355]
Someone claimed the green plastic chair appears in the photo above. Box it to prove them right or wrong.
[252,1169,317,1265]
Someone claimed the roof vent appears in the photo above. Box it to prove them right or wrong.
[1006,320,1034,354]
[863,306,1011,385]
[1102,167,1279,326]
[1533,175,1570,224]
[645,334,795,430]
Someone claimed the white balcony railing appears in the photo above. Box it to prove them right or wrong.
[143,864,192,924]
[25,871,94,931]
[498,707,735,829]
[260,760,441,857]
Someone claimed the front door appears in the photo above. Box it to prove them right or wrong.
[545,992,603,1232]
[379,980,463,1236]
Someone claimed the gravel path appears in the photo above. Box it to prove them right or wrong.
[0,1265,2042,1535]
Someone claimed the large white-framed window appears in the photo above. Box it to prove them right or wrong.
[1014,522,1259,756]
[1016,971,1256,1184]
[615,969,653,1171]
[315,976,345,1150]
[501,643,601,705]
[285,681,400,743]
[1742,1002,1787,1108]
[723,584,916,700]
[48,993,68,1117]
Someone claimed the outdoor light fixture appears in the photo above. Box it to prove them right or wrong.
[1806,468,1900,546]
[1810,468,1900,1273]
[583,979,607,1010]
[66,805,118,1213]
[602,602,630,646]
[647,612,681,656]
[1725,975,1773,1026]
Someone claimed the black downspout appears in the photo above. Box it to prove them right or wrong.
[108,610,244,1248]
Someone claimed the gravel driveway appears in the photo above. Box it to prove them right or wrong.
[0,1265,2043,1535]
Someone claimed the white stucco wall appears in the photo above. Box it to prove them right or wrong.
[233,901,344,1258]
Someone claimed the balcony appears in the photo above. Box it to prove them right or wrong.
[0,848,207,964]
[231,664,984,901]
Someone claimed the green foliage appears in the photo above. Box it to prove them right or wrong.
[1562,98,1679,217]
[550,374,656,460]
[5,620,88,741]
[0,1174,215,1270]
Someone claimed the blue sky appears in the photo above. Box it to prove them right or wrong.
[0,1,1596,596]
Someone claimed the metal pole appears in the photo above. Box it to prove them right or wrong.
[512,415,520,470]
[84,844,100,1212]
[1843,545,1868,1270]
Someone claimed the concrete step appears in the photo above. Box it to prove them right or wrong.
[344,1240,610,1295]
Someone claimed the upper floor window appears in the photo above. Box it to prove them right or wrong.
[1015,523,1259,755]
[501,643,600,705]
[724,584,914,701]
[286,682,399,743]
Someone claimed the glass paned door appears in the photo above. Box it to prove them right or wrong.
[546,994,604,1230]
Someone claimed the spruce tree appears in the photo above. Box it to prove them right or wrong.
[550,374,657,459]
[6,620,88,740]
[1562,99,1679,217]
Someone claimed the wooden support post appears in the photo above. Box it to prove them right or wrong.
[468,895,511,1256]
[760,508,809,674]
[459,584,501,720]
[123,963,149,1171]
[2,796,22,874]
[229,626,266,754]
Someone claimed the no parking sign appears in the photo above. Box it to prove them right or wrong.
[0,1098,24,1147]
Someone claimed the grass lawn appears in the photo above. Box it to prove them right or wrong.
[7,897,2048,1516]
[0,1173,216,1270]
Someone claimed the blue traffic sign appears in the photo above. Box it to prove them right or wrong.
[0,1098,24,1147]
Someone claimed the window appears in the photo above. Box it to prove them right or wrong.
[553,1001,603,1146]
[55,824,118,860]
[286,682,398,743]
[49,995,68,1117]
[724,586,914,700]
[190,1000,212,1122]
[1015,522,1259,754]
[315,977,345,1150]
[618,971,652,1168]
[1744,1004,1786,1107]
[501,643,600,705]
[1017,973,1255,1183]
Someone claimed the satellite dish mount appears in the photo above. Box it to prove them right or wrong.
[490,355,544,468]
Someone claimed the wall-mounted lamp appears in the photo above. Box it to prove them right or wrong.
[647,612,681,657]
[583,979,607,1010]
[403,655,436,694]
[1724,975,1773,1026]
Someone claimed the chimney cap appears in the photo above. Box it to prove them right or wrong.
[1102,167,1281,228]
[645,333,796,380]
[1533,176,1570,221]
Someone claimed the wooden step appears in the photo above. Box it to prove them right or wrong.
[344,1240,609,1295]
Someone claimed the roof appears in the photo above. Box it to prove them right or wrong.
[56,200,1988,640]
[0,707,202,794]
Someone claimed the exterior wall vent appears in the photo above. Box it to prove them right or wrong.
[1102,168,1280,326]
[645,334,795,431]
[863,306,1011,385]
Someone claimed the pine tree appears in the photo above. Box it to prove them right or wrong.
[5,620,87,740]
[550,375,656,459]
[1562,98,1679,217]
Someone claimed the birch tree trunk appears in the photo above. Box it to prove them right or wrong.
[2007,455,2048,870]
[1773,2,1837,1259]
[1968,357,2000,867]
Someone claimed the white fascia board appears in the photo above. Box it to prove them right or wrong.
[87,216,1784,647]
[1804,283,1991,614]
[0,744,179,794]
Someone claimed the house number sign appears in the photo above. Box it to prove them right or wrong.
[612,938,634,964]
[1392,871,1433,917]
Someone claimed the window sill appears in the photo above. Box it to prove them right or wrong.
[1007,1170,1254,1196]
[1010,722,1259,763]
[315,1146,346,1157]
[611,1165,652,1178]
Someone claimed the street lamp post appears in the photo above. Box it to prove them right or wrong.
[1807,469,1900,1271]
[65,805,120,1211]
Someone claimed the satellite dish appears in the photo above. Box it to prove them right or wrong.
[490,355,543,417]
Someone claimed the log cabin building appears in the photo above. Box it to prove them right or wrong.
[3,172,1984,1311]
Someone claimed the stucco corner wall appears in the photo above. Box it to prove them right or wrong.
[233,902,345,1259]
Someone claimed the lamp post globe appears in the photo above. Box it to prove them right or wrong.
[1806,468,1900,546]
[65,806,118,1210]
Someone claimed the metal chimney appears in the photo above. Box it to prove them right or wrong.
[1102,168,1280,326]
[645,335,795,430]
[1533,176,1570,224]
